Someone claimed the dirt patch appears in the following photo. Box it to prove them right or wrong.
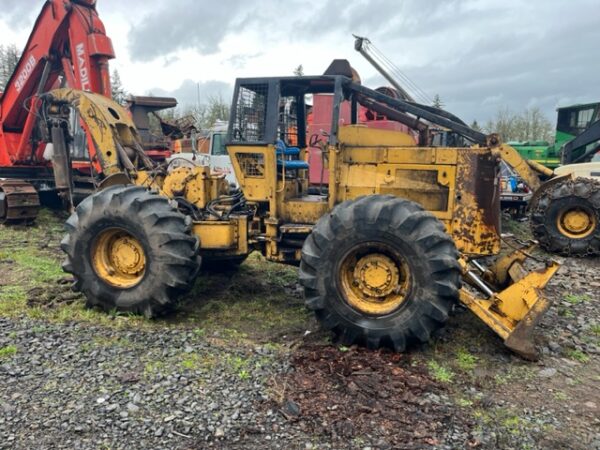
[268,343,475,449]
[26,278,82,309]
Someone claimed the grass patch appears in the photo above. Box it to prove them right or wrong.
[553,391,568,401]
[180,259,310,340]
[567,349,590,363]
[428,360,454,383]
[457,398,473,407]
[0,286,27,304]
[0,345,17,359]
[494,365,536,386]
[7,251,64,284]
[179,352,217,372]
[455,348,478,371]
[590,324,600,336]
[144,360,167,376]
[564,294,591,305]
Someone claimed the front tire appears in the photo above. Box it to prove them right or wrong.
[299,195,461,351]
[530,177,600,256]
[61,185,200,317]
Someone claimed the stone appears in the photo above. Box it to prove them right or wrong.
[126,403,140,414]
[537,368,557,378]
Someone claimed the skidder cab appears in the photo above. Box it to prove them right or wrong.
[58,68,559,359]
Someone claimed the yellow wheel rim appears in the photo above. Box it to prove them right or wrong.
[557,208,597,239]
[339,244,410,316]
[92,228,146,288]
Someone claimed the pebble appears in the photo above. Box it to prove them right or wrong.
[538,368,557,378]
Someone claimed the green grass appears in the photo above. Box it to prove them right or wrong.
[564,294,591,305]
[179,352,217,372]
[455,348,478,371]
[590,324,600,336]
[0,209,309,347]
[457,398,473,407]
[428,360,454,383]
[567,349,590,363]
[553,391,568,401]
[0,345,17,359]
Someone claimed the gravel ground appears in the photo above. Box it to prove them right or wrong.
[0,211,599,449]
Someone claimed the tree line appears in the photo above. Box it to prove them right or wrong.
[0,44,21,92]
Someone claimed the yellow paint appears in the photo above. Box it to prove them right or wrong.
[556,208,596,239]
[193,221,238,249]
[91,228,146,288]
[459,258,560,342]
[339,247,409,316]
[47,89,145,176]
[338,125,416,147]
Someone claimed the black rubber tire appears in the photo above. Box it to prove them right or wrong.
[299,195,461,351]
[61,185,200,317]
[530,177,600,257]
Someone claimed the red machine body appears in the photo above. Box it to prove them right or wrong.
[307,94,416,185]
[0,0,115,169]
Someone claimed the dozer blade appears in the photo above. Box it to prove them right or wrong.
[459,252,560,360]
[0,180,40,223]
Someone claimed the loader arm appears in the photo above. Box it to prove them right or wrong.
[41,89,152,192]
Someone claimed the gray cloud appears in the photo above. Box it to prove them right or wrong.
[2,0,597,125]
[0,0,42,27]
[147,79,233,109]
[127,0,246,62]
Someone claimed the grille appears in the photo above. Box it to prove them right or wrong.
[236,153,265,177]
[231,84,268,143]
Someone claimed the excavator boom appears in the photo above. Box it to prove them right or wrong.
[0,0,114,167]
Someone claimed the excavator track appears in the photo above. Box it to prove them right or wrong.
[0,180,40,223]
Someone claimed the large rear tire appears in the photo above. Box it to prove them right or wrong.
[61,185,200,317]
[530,177,600,256]
[299,195,461,351]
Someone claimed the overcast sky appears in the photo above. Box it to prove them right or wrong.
[1,0,598,123]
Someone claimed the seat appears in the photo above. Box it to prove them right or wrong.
[275,140,309,171]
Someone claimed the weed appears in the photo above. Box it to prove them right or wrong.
[590,324,600,336]
[502,415,526,435]
[457,398,473,407]
[338,345,350,353]
[144,360,166,375]
[564,294,591,305]
[553,391,568,401]
[567,349,589,363]
[558,308,575,318]
[179,352,217,372]
[456,348,478,371]
[0,345,17,359]
[428,360,454,383]
[0,286,26,304]
[193,328,206,337]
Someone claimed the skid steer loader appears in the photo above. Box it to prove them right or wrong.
[48,70,559,360]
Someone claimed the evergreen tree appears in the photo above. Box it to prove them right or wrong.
[110,69,128,105]
[432,94,444,109]
[0,44,22,92]
[470,120,482,132]
[293,64,304,77]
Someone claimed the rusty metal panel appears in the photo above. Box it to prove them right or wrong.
[452,149,501,256]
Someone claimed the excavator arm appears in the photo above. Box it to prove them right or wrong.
[0,0,114,167]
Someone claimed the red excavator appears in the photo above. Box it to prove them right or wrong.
[0,0,176,222]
